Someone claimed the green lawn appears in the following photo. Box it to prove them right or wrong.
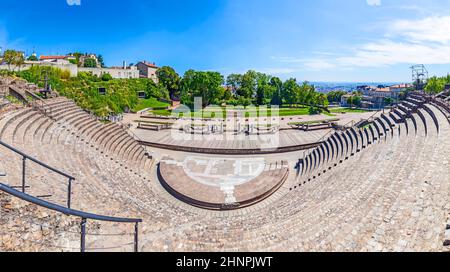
[288,118,340,126]
[330,107,371,114]
[148,106,315,118]
[147,106,364,119]
[132,97,170,112]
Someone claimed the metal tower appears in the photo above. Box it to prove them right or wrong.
[411,64,429,90]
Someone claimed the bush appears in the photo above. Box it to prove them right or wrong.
[308,106,322,115]
[101,73,113,81]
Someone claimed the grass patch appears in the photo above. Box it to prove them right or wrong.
[330,108,370,114]
[288,118,339,126]
[149,106,328,118]
[5,95,22,105]
[132,97,169,112]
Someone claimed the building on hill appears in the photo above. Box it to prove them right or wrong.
[341,84,412,109]
[78,54,100,68]
[136,61,159,83]
[79,62,139,79]
[39,55,71,65]
[389,83,413,93]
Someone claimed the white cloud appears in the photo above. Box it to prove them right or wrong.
[366,0,381,6]
[390,16,450,44]
[0,25,28,51]
[283,15,450,71]
[66,0,81,6]
[336,40,450,67]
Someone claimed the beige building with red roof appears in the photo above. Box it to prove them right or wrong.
[136,61,159,83]
[39,55,72,65]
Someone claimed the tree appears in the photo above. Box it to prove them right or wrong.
[83,58,97,68]
[156,66,181,99]
[180,70,224,107]
[327,90,347,103]
[240,70,259,99]
[297,81,315,105]
[254,74,272,106]
[315,93,329,107]
[3,50,25,71]
[384,97,394,106]
[68,52,82,66]
[347,96,362,108]
[27,55,38,61]
[256,80,266,106]
[97,55,106,68]
[269,77,283,106]
[226,74,243,95]
[425,76,446,94]
[282,78,299,106]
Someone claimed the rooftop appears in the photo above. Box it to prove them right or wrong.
[39,56,67,60]
[140,61,158,69]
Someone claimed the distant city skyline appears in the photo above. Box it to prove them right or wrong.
[1,0,450,82]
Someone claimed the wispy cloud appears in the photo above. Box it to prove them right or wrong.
[254,67,298,75]
[389,16,450,44]
[66,0,81,6]
[279,15,450,71]
[366,0,381,7]
[0,25,27,51]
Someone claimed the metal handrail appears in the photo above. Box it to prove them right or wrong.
[0,140,75,208]
[0,140,74,180]
[0,183,142,252]
[317,110,381,142]
[0,184,141,223]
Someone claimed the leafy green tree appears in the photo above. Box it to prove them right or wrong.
[3,50,25,71]
[256,80,266,106]
[226,74,243,95]
[347,96,362,108]
[180,70,224,107]
[425,76,446,94]
[27,55,38,61]
[156,66,181,99]
[297,81,315,105]
[327,90,347,103]
[282,78,299,106]
[222,87,233,101]
[83,58,97,68]
[315,93,329,107]
[240,70,259,99]
[384,97,394,106]
[97,55,106,68]
[68,52,82,66]
[269,77,283,106]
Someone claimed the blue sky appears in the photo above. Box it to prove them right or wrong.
[1,0,450,82]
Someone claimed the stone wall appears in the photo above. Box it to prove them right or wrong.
[0,62,78,77]
[0,192,80,252]
[79,67,139,79]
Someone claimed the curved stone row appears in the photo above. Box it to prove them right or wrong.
[1,92,450,251]
[295,93,442,187]
[158,159,289,210]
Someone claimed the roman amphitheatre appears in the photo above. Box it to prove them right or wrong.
[1,76,450,252]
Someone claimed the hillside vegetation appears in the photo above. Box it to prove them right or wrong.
[16,66,169,116]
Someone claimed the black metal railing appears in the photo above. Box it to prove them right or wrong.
[0,140,75,209]
[0,183,142,252]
